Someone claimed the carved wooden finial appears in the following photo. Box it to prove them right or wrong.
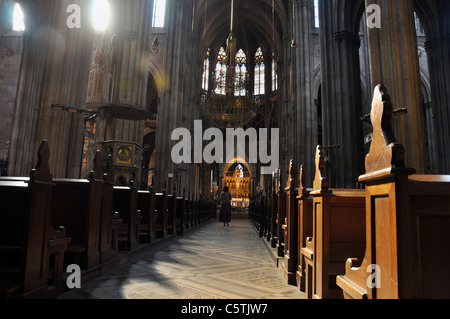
[104,154,114,183]
[272,176,276,195]
[313,145,329,192]
[298,164,308,197]
[90,150,104,181]
[362,85,414,178]
[277,168,283,193]
[30,140,53,183]
[286,160,295,191]
[129,165,137,189]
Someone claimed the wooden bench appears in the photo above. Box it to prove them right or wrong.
[176,194,185,235]
[154,191,168,238]
[191,195,199,226]
[167,193,177,235]
[0,141,70,299]
[268,178,278,248]
[99,155,122,264]
[336,85,450,299]
[275,170,286,258]
[113,185,141,251]
[184,193,191,230]
[296,165,313,292]
[137,188,156,244]
[51,152,105,270]
[301,146,366,299]
[281,161,299,285]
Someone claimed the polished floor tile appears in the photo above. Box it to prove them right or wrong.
[58,219,304,300]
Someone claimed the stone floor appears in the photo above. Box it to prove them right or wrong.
[57,219,305,300]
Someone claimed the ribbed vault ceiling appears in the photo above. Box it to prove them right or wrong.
[194,0,288,58]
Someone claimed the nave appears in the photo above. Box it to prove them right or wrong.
[57,219,304,300]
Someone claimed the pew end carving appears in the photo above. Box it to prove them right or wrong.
[0,140,70,299]
[296,164,313,292]
[337,84,450,299]
[303,146,366,299]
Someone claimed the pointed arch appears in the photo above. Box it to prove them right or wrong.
[254,47,265,96]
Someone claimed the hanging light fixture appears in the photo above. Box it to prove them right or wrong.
[201,0,258,129]
[291,0,298,48]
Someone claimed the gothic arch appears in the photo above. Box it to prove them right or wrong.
[333,0,366,34]
[413,0,439,39]
[148,60,167,99]
[195,0,287,64]
[223,156,253,179]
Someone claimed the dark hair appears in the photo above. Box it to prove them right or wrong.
[223,186,229,192]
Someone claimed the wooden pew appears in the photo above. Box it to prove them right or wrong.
[296,165,313,292]
[269,178,278,248]
[113,184,141,251]
[275,169,286,258]
[336,85,450,299]
[154,191,168,238]
[137,187,156,244]
[184,193,192,230]
[167,192,177,235]
[176,193,185,235]
[301,146,366,299]
[51,152,104,271]
[0,141,70,299]
[99,154,122,264]
[281,161,299,285]
[195,195,200,225]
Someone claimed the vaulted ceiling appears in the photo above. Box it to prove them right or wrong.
[194,0,289,59]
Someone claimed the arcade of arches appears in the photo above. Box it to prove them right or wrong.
[1,0,450,202]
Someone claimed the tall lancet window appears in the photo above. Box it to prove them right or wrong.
[152,0,167,28]
[215,47,227,95]
[271,49,278,92]
[254,47,265,96]
[234,49,247,97]
[202,49,210,91]
[13,3,25,31]
[314,0,320,28]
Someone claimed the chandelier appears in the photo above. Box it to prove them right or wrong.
[201,0,259,129]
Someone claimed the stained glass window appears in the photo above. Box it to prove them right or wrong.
[215,47,227,95]
[254,48,265,96]
[272,49,278,92]
[234,49,247,97]
[202,49,210,91]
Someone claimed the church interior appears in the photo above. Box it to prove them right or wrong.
[1,0,450,300]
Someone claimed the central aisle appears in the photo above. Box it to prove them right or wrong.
[58,219,304,299]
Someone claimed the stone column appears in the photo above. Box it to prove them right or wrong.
[9,0,94,178]
[107,0,152,142]
[319,0,365,188]
[154,0,191,193]
[365,0,427,173]
[423,1,450,174]
[292,0,315,186]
